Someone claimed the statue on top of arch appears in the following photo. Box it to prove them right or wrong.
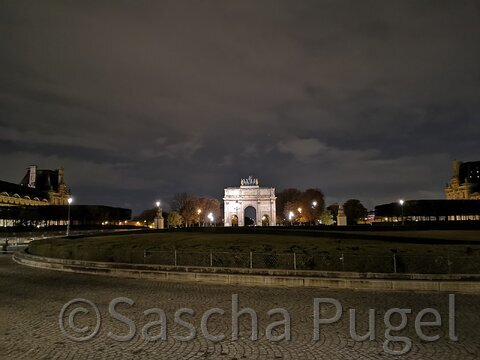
[241,175,259,187]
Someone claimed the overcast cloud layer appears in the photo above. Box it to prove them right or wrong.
[1,1,479,214]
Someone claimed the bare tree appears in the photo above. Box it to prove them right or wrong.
[171,192,193,212]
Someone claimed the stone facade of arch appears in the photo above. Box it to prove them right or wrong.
[223,178,276,227]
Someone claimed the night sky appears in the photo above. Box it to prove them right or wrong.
[1,1,479,215]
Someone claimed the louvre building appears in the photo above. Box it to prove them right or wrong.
[0,165,70,207]
[0,165,131,227]
[445,160,480,200]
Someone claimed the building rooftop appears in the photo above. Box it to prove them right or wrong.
[20,168,62,192]
[0,180,49,200]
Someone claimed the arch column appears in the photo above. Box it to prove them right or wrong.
[238,206,244,227]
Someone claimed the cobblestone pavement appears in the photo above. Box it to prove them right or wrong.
[0,256,479,359]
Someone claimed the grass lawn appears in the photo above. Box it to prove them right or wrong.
[29,229,480,261]
[27,230,480,273]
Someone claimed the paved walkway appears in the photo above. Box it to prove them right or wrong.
[0,256,479,359]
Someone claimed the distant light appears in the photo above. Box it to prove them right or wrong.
[297,207,302,213]
[399,199,404,206]
[312,201,317,208]
[67,197,73,205]
[288,211,294,220]
[156,201,160,208]
[207,212,214,222]
[197,209,202,214]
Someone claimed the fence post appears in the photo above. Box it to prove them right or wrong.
[293,252,297,270]
[210,251,213,267]
[174,250,177,267]
[393,254,397,273]
[250,251,253,269]
[143,249,147,264]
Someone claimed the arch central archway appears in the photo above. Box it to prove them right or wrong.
[244,206,257,226]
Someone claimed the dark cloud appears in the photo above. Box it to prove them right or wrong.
[1,1,479,214]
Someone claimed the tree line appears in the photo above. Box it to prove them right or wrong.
[134,193,222,228]
[276,188,329,225]
[169,192,222,227]
[134,190,368,227]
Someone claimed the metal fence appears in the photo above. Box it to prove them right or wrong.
[142,249,480,275]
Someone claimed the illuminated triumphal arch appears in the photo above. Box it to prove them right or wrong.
[223,176,276,227]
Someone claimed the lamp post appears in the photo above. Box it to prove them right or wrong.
[311,201,318,225]
[156,201,160,229]
[197,209,202,227]
[399,199,405,225]
[288,211,294,226]
[207,212,214,227]
[66,197,73,236]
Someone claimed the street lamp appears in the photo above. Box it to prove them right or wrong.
[197,209,202,227]
[399,199,405,225]
[66,197,73,236]
[288,211,294,226]
[156,201,160,228]
[207,212,214,226]
[311,201,318,225]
